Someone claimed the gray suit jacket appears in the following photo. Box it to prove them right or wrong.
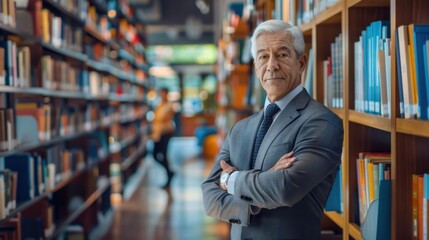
[201,89,344,239]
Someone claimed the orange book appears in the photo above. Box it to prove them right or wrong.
[413,174,419,239]
[357,158,367,224]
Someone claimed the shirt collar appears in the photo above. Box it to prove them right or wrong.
[264,85,303,112]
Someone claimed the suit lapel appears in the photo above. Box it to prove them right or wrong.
[254,90,311,169]
[240,112,263,170]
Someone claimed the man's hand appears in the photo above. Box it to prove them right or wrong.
[269,151,296,171]
[220,160,237,173]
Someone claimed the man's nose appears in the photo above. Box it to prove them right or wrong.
[267,56,279,71]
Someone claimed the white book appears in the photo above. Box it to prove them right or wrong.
[397,25,414,119]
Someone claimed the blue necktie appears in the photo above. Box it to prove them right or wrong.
[251,103,280,168]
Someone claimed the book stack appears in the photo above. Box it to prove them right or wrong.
[356,152,391,225]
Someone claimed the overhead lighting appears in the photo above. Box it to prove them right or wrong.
[149,66,176,78]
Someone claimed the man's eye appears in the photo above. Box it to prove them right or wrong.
[278,53,289,58]
[259,55,268,60]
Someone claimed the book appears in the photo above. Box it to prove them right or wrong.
[325,165,343,212]
[304,48,314,97]
[398,25,415,119]
[396,29,405,118]
[0,47,4,85]
[410,24,429,120]
[4,154,35,204]
[21,217,44,240]
[424,40,429,120]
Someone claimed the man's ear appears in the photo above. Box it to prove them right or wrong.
[299,54,307,73]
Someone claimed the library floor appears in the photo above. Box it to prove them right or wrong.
[97,137,230,240]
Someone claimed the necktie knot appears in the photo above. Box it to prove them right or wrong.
[265,103,280,118]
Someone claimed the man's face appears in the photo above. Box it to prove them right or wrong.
[254,31,307,102]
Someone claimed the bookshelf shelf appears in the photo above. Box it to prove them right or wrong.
[331,108,345,120]
[43,0,86,25]
[324,211,345,229]
[41,42,87,62]
[121,143,146,171]
[0,130,97,158]
[299,22,313,33]
[347,0,390,8]
[315,2,343,25]
[348,110,391,132]
[348,223,363,240]
[0,23,34,39]
[396,118,429,138]
[84,26,109,44]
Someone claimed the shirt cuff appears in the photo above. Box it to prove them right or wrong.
[227,171,239,195]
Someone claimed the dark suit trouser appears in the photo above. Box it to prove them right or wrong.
[153,132,173,175]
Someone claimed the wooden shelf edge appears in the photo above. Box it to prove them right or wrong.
[324,211,345,228]
[348,223,363,240]
[121,143,146,171]
[347,0,390,8]
[330,108,345,120]
[314,1,343,25]
[299,21,313,33]
[348,110,391,132]
[396,118,429,138]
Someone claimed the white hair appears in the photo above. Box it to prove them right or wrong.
[250,19,305,59]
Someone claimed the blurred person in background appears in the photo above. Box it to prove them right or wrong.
[151,87,176,188]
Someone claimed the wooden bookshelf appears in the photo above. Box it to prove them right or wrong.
[0,0,149,238]
[289,0,429,239]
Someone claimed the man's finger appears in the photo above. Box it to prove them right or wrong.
[220,160,228,169]
[279,151,294,160]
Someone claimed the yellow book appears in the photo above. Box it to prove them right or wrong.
[41,9,50,43]
[367,162,375,203]
[408,24,419,118]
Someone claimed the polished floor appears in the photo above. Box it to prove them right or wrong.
[98,137,230,240]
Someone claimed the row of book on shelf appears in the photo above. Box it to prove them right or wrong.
[0,39,146,94]
[0,131,107,219]
[323,152,391,239]
[0,100,144,152]
[295,0,341,26]
[354,21,391,117]
[354,21,429,120]
[303,20,429,121]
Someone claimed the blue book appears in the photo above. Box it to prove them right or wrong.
[396,29,405,118]
[362,29,369,113]
[376,179,391,240]
[411,24,429,120]
[4,154,35,204]
[424,40,429,118]
[325,166,342,212]
[372,21,390,115]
